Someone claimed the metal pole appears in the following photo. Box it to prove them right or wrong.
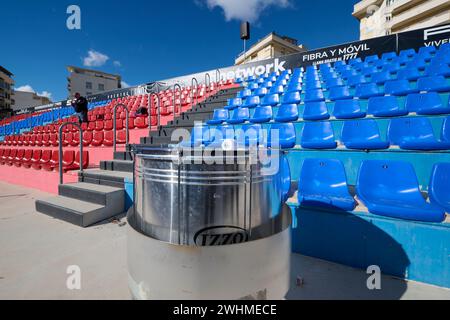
[113,103,130,154]
[205,73,211,88]
[172,84,182,124]
[58,122,83,185]
[191,78,199,106]
[150,92,160,131]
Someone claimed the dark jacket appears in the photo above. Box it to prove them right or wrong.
[72,96,88,113]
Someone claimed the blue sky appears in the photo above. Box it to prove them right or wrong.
[1,0,360,101]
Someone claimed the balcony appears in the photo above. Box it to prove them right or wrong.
[353,0,384,19]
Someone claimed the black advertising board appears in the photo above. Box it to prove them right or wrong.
[397,24,450,52]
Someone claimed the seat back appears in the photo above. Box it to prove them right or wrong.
[31,150,42,162]
[429,163,450,210]
[299,158,351,197]
[231,108,250,121]
[333,100,361,116]
[368,96,400,115]
[213,109,229,121]
[342,120,382,143]
[442,117,450,142]
[74,151,89,169]
[23,149,33,162]
[405,92,442,113]
[282,91,301,104]
[301,121,335,143]
[15,149,25,160]
[388,117,436,145]
[357,160,424,204]
[41,150,52,163]
[63,150,75,166]
[269,123,296,148]
[261,94,280,107]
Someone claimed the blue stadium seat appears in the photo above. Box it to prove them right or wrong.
[303,102,330,120]
[419,45,436,56]
[301,121,337,149]
[227,108,250,124]
[365,55,379,63]
[236,124,263,147]
[253,87,268,97]
[247,82,259,91]
[206,125,235,148]
[269,85,284,95]
[279,155,292,202]
[371,71,391,84]
[286,81,302,93]
[429,163,450,213]
[405,92,450,115]
[397,67,422,81]
[382,62,401,74]
[417,76,450,92]
[328,86,352,101]
[384,79,418,95]
[267,123,296,149]
[342,120,389,150]
[225,98,243,110]
[368,96,408,117]
[426,63,450,77]
[442,116,450,142]
[242,96,260,109]
[361,66,378,76]
[260,93,280,107]
[282,91,301,104]
[382,51,397,61]
[324,77,344,89]
[407,57,427,70]
[237,89,252,99]
[207,109,229,125]
[298,159,356,211]
[333,100,366,119]
[388,117,450,150]
[305,80,321,90]
[250,106,273,123]
[275,104,299,122]
[304,89,325,102]
[347,75,367,87]
[354,82,383,99]
[399,48,416,58]
[340,69,358,80]
[180,125,209,147]
[356,160,445,222]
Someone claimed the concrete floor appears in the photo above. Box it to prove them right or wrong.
[0,181,449,300]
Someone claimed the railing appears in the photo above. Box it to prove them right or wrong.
[149,92,160,131]
[58,122,84,185]
[172,84,182,123]
[205,73,211,88]
[113,103,130,153]
[216,69,221,87]
[191,78,199,106]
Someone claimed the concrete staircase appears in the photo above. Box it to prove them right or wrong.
[35,160,133,227]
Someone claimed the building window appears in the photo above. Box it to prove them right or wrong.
[98,83,105,91]
[86,82,92,90]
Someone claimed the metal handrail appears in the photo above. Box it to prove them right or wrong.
[58,122,84,185]
[205,73,211,88]
[113,103,130,153]
[172,84,182,123]
[150,92,160,130]
[216,69,221,87]
[191,78,199,106]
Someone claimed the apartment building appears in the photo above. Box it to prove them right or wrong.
[353,0,450,40]
[235,32,307,65]
[13,90,52,111]
[67,66,122,98]
[0,66,15,119]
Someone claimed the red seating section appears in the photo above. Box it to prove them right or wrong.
[0,148,90,172]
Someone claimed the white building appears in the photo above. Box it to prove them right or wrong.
[13,90,52,111]
[0,66,14,119]
[67,66,122,98]
[353,0,450,40]
[235,33,307,65]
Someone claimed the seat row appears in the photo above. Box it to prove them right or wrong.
[197,116,450,150]
[0,149,89,172]
[297,158,448,223]
[2,130,129,148]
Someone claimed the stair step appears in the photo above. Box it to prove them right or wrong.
[100,160,134,173]
[80,169,133,188]
[58,182,124,205]
[35,196,116,227]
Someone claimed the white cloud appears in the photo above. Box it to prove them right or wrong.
[15,85,35,93]
[202,0,291,22]
[16,85,52,100]
[83,50,109,67]
[121,81,130,88]
[113,60,122,67]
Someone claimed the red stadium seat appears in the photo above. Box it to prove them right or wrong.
[134,117,148,128]
[21,150,33,168]
[33,150,52,170]
[104,120,113,131]
[65,151,89,172]
[117,130,127,144]
[87,122,96,131]
[23,135,30,146]
[125,118,135,130]
[63,132,73,146]
[35,134,43,147]
[13,149,25,167]
[115,119,124,130]
[71,132,81,147]
[29,135,36,147]
[103,131,114,146]
[95,121,104,131]
[1,149,10,165]
[42,134,51,147]
[7,149,17,166]
[82,131,93,146]
[42,151,59,171]
[91,131,104,147]
[50,134,59,147]
[28,150,42,169]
